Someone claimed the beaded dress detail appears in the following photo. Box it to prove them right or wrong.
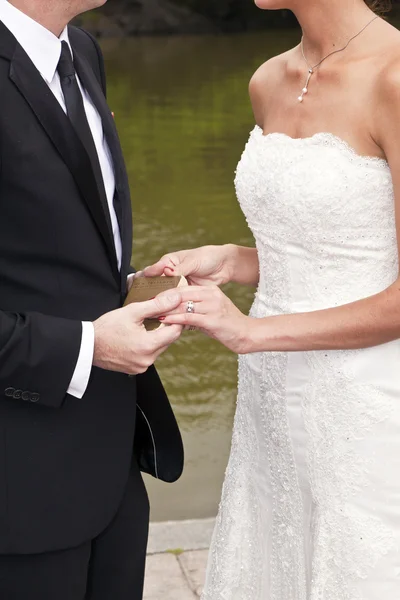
[201,126,400,600]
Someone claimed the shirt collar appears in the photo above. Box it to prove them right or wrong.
[0,0,72,84]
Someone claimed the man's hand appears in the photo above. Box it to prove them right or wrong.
[139,244,238,287]
[93,294,183,374]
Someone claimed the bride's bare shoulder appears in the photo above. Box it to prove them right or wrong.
[373,27,400,111]
[249,49,295,127]
[368,24,400,156]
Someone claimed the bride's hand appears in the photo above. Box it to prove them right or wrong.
[158,285,256,354]
[138,244,238,287]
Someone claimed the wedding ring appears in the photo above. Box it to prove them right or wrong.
[186,301,195,314]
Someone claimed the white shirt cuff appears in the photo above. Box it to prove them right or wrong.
[67,321,95,399]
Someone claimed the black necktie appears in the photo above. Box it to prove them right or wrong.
[57,41,100,168]
[57,42,123,257]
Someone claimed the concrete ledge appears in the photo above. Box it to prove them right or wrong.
[144,550,209,599]
[148,518,215,555]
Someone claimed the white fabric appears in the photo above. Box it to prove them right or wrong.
[0,0,123,399]
[202,126,400,599]
[67,321,95,399]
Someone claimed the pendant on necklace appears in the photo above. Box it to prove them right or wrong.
[298,68,313,103]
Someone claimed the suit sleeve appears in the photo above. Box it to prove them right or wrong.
[0,310,82,409]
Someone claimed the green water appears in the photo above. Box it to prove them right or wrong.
[101,30,300,521]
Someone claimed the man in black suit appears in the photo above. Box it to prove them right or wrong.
[0,1,184,598]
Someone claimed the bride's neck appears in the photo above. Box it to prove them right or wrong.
[293,0,374,63]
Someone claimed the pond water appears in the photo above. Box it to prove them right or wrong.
[102,29,300,521]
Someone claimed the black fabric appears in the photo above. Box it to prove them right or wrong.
[58,42,89,143]
[58,40,118,274]
[68,29,134,289]
[86,462,149,600]
[75,28,107,98]
[58,42,106,204]
[0,465,149,600]
[0,21,183,556]
[135,366,184,483]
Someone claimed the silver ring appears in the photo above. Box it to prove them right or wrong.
[186,300,195,314]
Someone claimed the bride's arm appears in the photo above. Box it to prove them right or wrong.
[227,245,259,286]
[142,244,259,287]
[157,282,400,355]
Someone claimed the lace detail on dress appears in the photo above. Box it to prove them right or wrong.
[257,237,307,598]
[303,350,396,600]
[202,357,263,600]
[202,127,400,600]
[255,128,388,168]
[260,351,307,599]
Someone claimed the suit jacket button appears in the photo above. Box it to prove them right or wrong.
[30,393,40,403]
[13,389,22,399]
[22,391,31,401]
[5,387,15,397]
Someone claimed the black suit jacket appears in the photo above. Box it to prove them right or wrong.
[0,23,183,555]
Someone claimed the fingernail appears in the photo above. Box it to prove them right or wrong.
[158,317,166,321]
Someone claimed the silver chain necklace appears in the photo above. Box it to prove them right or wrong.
[298,15,378,103]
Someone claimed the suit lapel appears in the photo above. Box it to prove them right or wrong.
[73,50,133,280]
[1,23,120,283]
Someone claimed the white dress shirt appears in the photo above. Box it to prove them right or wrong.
[0,0,123,399]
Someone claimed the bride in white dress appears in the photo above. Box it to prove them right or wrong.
[144,0,400,597]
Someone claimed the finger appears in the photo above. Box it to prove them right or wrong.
[157,285,217,305]
[143,254,180,277]
[145,252,202,279]
[160,300,213,317]
[153,343,171,360]
[127,293,182,321]
[164,255,200,278]
[152,331,183,360]
[148,323,183,348]
[160,313,208,329]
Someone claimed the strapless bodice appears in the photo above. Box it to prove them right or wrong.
[235,126,397,316]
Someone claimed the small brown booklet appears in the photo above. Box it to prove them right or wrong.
[124,275,188,331]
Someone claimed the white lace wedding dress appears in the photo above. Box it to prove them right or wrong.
[201,126,400,600]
